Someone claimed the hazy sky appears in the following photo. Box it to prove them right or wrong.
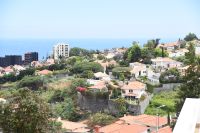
[0,0,199,39]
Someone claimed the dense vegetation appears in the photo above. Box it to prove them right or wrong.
[159,68,182,83]
[87,113,116,127]
[145,90,177,116]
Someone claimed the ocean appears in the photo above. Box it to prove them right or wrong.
[0,38,176,60]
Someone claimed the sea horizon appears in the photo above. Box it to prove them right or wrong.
[0,38,177,60]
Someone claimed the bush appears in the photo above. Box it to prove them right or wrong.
[146,83,154,94]
[114,98,127,116]
[87,113,116,127]
[72,62,104,74]
[159,68,182,83]
[112,67,131,79]
[184,33,198,41]
[81,70,94,79]
[17,76,43,90]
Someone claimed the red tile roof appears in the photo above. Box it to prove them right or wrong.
[120,114,167,127]
[152,126,172,133]
[121,81,146,90]
[37,69,53,75]
[99,120,148,133]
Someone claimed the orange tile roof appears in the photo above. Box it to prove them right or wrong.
[120,114,167,127]
[88,81,107,90]
[152,126,172,133]
[112,124,148,133]
[121,81,145,90]
[37,69,52,75]
[99,120,148,133]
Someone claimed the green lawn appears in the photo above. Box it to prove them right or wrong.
[145,90,177,116]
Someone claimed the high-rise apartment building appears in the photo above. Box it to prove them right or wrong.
[0,55,22,67]
[24,52,38,64]
[53,43,69,60]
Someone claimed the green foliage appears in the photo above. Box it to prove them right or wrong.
[173,56,190,65]
[110,88,121,99]
[17,68,35,80]
[119,73,125,81]
[114,98,127,116]
[97,54,106,60]
[69,47,93,57]
[159,68,182,83]
[184,33,198,41]
[140,95,146,102]
[38,63,66,71]
[144,39,160,50]
[112,67,131,79]
[0,88,51,133]
[17,76,43,90]
[88,113,116,127]
[146,83,154,94]
[68,78,88,98]
[81,70,94,79]
[48,121,63,133]
[49,90,65,103]
[127,42,142,62]
[0,68,36,84]
[185,42,196,64]
[145,91,177,116]
[53,98,80,121]
[72,62,103,74]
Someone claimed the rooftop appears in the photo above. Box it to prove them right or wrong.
[121,81,146,90]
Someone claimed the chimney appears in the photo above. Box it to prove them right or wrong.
[94,125,101,133]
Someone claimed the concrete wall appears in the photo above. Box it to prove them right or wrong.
[78,92,153,115]
[154,83,181,93]
[77,92,109,112]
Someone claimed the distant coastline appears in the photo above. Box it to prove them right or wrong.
[0,38,177,60]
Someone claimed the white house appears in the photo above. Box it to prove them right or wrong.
[129,62,147,78]
[146,69,160,85]
[168,49,189,58]
[94,72,110,81]
[87,80,108,92]
[151,57,183,70]
[121,81,146,100]
[157,41,180,51]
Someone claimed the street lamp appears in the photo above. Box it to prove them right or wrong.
[156,105,166,133]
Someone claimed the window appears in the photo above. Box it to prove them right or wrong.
[129,90,133,93]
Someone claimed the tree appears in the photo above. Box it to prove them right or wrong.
[159,68,182,83]
[184,33,198,41]
[175,42,200,113]
[81,70,94,79]
[185,42,196,64]
[72,62,103,74]
[87,113,116,127]
[53,98,79,121]
[69,47,92,57]
[112,67,131,79]
[127,42,142,62]
[0,88,51,133]
[17,76,43,90]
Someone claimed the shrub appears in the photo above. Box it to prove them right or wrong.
[17,76,43,90]
[87,113,116,127]
[72,62,103,74]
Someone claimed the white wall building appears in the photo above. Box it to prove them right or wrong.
[121,81,146,99]
[151,57,182,70]
[53,43,70,60]
[129,62,147,78]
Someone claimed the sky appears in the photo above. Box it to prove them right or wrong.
[0,0,200,39]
